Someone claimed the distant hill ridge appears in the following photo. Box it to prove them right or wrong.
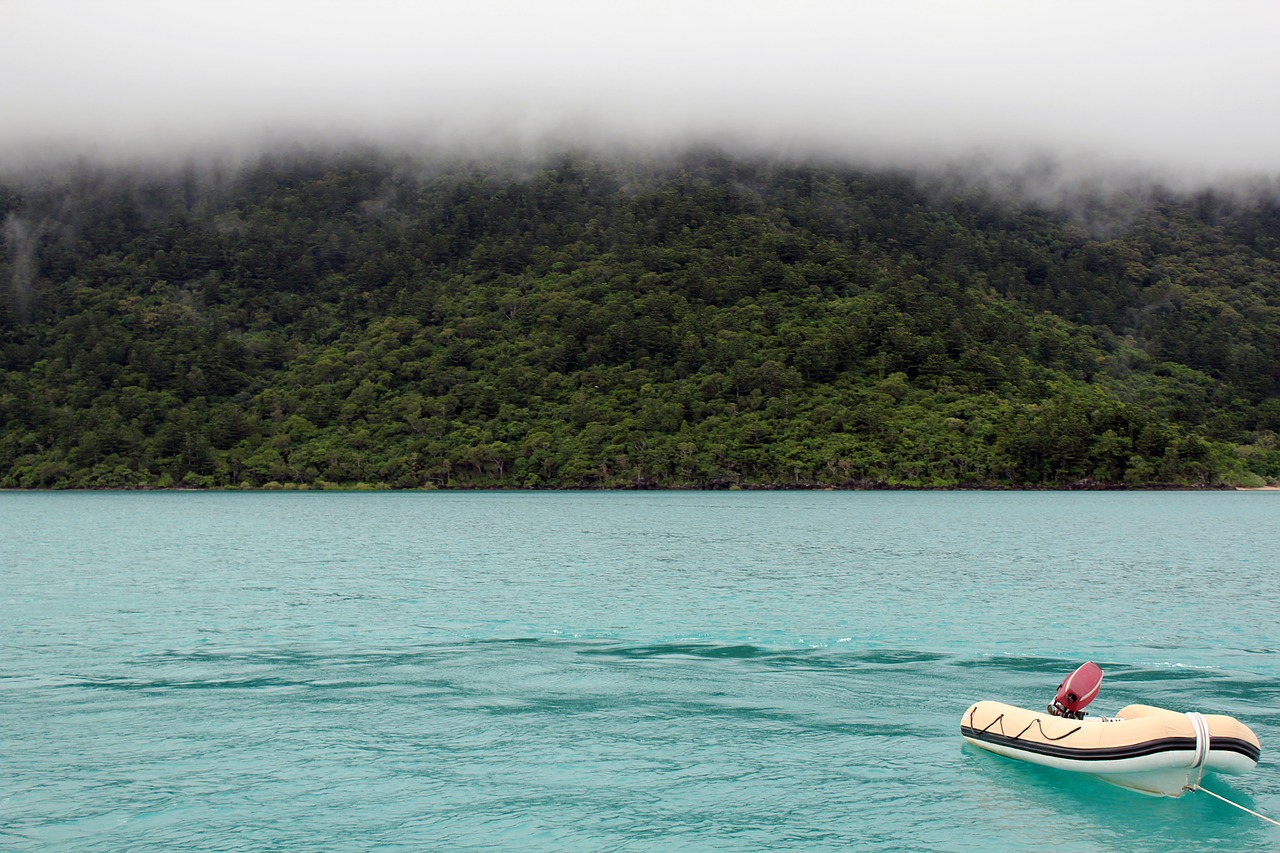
[1,149,1278,489]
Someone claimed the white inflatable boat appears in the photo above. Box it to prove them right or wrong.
[961,662,1261,797]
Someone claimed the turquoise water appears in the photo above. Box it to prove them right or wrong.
[2,491,1277,851]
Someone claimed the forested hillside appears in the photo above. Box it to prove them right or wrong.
[2,150,1278,489]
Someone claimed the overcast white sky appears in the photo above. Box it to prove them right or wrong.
[2,0,1278,177]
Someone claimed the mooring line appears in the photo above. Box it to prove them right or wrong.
[1187,784,1280,827]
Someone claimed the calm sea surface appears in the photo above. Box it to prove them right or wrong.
[2,491,1278,851]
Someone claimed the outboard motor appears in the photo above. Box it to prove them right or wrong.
[1048,661,1103,719]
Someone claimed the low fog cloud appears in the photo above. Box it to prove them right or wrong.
[3,0,1278,178]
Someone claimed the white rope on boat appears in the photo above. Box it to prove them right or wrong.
[1187,784,1280,828]
[1186,711,1210,789]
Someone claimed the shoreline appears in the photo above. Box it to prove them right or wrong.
[4,483,1274,494]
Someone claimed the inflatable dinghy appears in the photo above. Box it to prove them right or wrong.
[961,663,1260,797]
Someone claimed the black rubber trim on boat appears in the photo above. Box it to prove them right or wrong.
[961,724,1262,764]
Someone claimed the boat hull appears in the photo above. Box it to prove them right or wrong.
[961,700,1260,797]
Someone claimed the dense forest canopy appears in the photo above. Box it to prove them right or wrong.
[1,148,1278,489]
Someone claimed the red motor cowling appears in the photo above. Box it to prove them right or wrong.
[1051,661,1103,717]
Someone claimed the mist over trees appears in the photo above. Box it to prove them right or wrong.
[1,148,1278,489]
